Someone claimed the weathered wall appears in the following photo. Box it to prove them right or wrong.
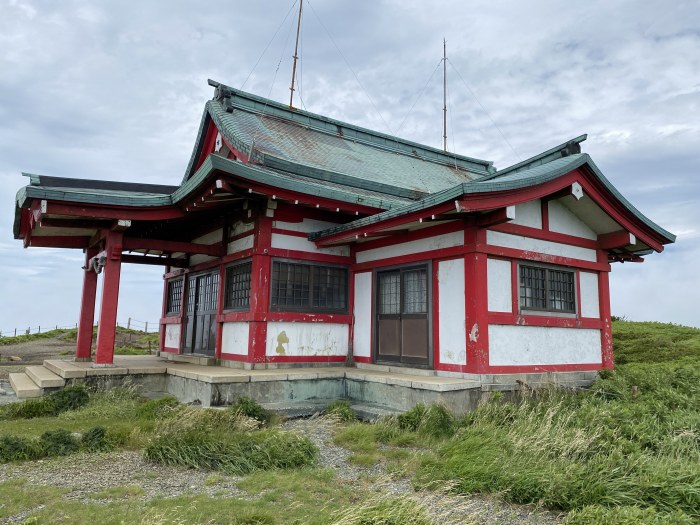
[353,271,373,359]
[511,199,542,228]
[266,321,349,357]
[488,325,602,366]
[548,200,597,239]
[487,258,512,313]
[164,324,181,349]
[221,322,250,356]
[270,233,349,256]
[486,230,597,262]
[579,271,600,318]
[438,258,466,366]
[356,230,464,263]
[190,228,223,266]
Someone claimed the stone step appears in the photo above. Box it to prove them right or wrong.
[44,359,87,379]
[9,372,42,399]
[25,365,65,389]
[350,403,403,421]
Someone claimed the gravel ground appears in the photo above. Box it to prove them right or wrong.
[0,416,563,525]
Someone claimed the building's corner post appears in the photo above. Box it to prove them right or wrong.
[598,262,614,369]
[95,231,123,366]
[248,213,272,364]
[76,246,99,361]
[464,226,489,374]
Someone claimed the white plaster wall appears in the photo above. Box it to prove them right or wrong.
[579,271,600,318]
[189,254,216,266]
[548,200,597,240]
[193,229,223,245]
[232,221,254,236]
[486,230,597,262]
[221,322,250,356]
[438,259,466,366]
[228,234,254,254]
[512,200,542,228]
[274,218,340,233]
[488,325,602,366]
[487,258,512,313]
[356,230,464,264]
[353,272,373,358]
[271,233,350,257]
[164,324,181,349]
[266,322,349,357]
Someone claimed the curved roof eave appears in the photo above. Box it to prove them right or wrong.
[309,154,676,245]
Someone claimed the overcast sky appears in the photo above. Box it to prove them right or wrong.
[1,0,699,335]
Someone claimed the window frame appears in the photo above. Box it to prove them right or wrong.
[223,259,253,311]
[518,263,577,315]
[269,258,349,314]
[165,278,184,316]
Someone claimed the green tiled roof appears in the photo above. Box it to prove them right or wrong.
[181,81,494,197]
[309,154,676,245]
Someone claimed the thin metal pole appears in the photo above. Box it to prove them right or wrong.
[443,38,447,152]
[289,0,303,109]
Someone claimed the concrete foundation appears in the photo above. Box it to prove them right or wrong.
[15,356,599,416]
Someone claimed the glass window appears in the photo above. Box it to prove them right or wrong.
[166,279,183,315]
[519,265,575,313]
[224,261,252,310]
[271,260,348,312]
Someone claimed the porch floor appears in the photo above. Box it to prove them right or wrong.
[42,355,482,392]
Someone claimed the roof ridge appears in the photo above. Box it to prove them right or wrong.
[208,79,494,173]
[481,134,588,181]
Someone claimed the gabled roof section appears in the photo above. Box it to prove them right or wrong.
[181,80,495,197]
[481,134,588,181]
[309,154,676,250]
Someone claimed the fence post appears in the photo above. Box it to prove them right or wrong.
[38,325,41,334]
[144,322,148,333]
[127,317,131,330]
[26,327,30,335]
[15,328,17,337]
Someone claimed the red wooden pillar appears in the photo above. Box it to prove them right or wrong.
[94,231,123,366]
[464,227,489,374]
[76,246,99,361]
[248,214,272,364]
[598,270,614,369]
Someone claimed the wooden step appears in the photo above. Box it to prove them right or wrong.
[9,372,42,399]
[25,365,65,388]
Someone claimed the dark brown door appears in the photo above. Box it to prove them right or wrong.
[376,265,430,366]
[182,271,219,356]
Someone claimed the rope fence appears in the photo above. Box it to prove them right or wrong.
[0,317,159,338]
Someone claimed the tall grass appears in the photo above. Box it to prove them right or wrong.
[414,322,700,522]
[144,430,317,475]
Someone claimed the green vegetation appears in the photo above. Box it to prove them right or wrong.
[0,328,71,346]
[333,320,700,524]
[144,430,317,475]
[230,395,274,424]
[325,399,356,421]
[1,385,89,419]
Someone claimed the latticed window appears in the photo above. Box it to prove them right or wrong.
[271,260,348,312]
[224,261,252,310]
[166,279,183,314]
[520,265,575,313]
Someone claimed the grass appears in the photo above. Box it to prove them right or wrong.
[0,328,71,347]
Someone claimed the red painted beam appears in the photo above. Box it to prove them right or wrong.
[27,236,90,249]
[121,254,188,267]
[598,230,635,250]
[122,237,224,256]
[44,202,184,221]
[476,206,515,228]
[38,218,112,230]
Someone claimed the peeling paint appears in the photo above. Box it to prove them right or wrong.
[469,323,479,342]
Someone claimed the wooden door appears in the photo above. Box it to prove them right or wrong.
[376,265,429,366]
[182,271,219,356]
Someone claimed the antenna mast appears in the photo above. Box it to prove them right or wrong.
[442,38,447,152]
[289,0,303,109]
